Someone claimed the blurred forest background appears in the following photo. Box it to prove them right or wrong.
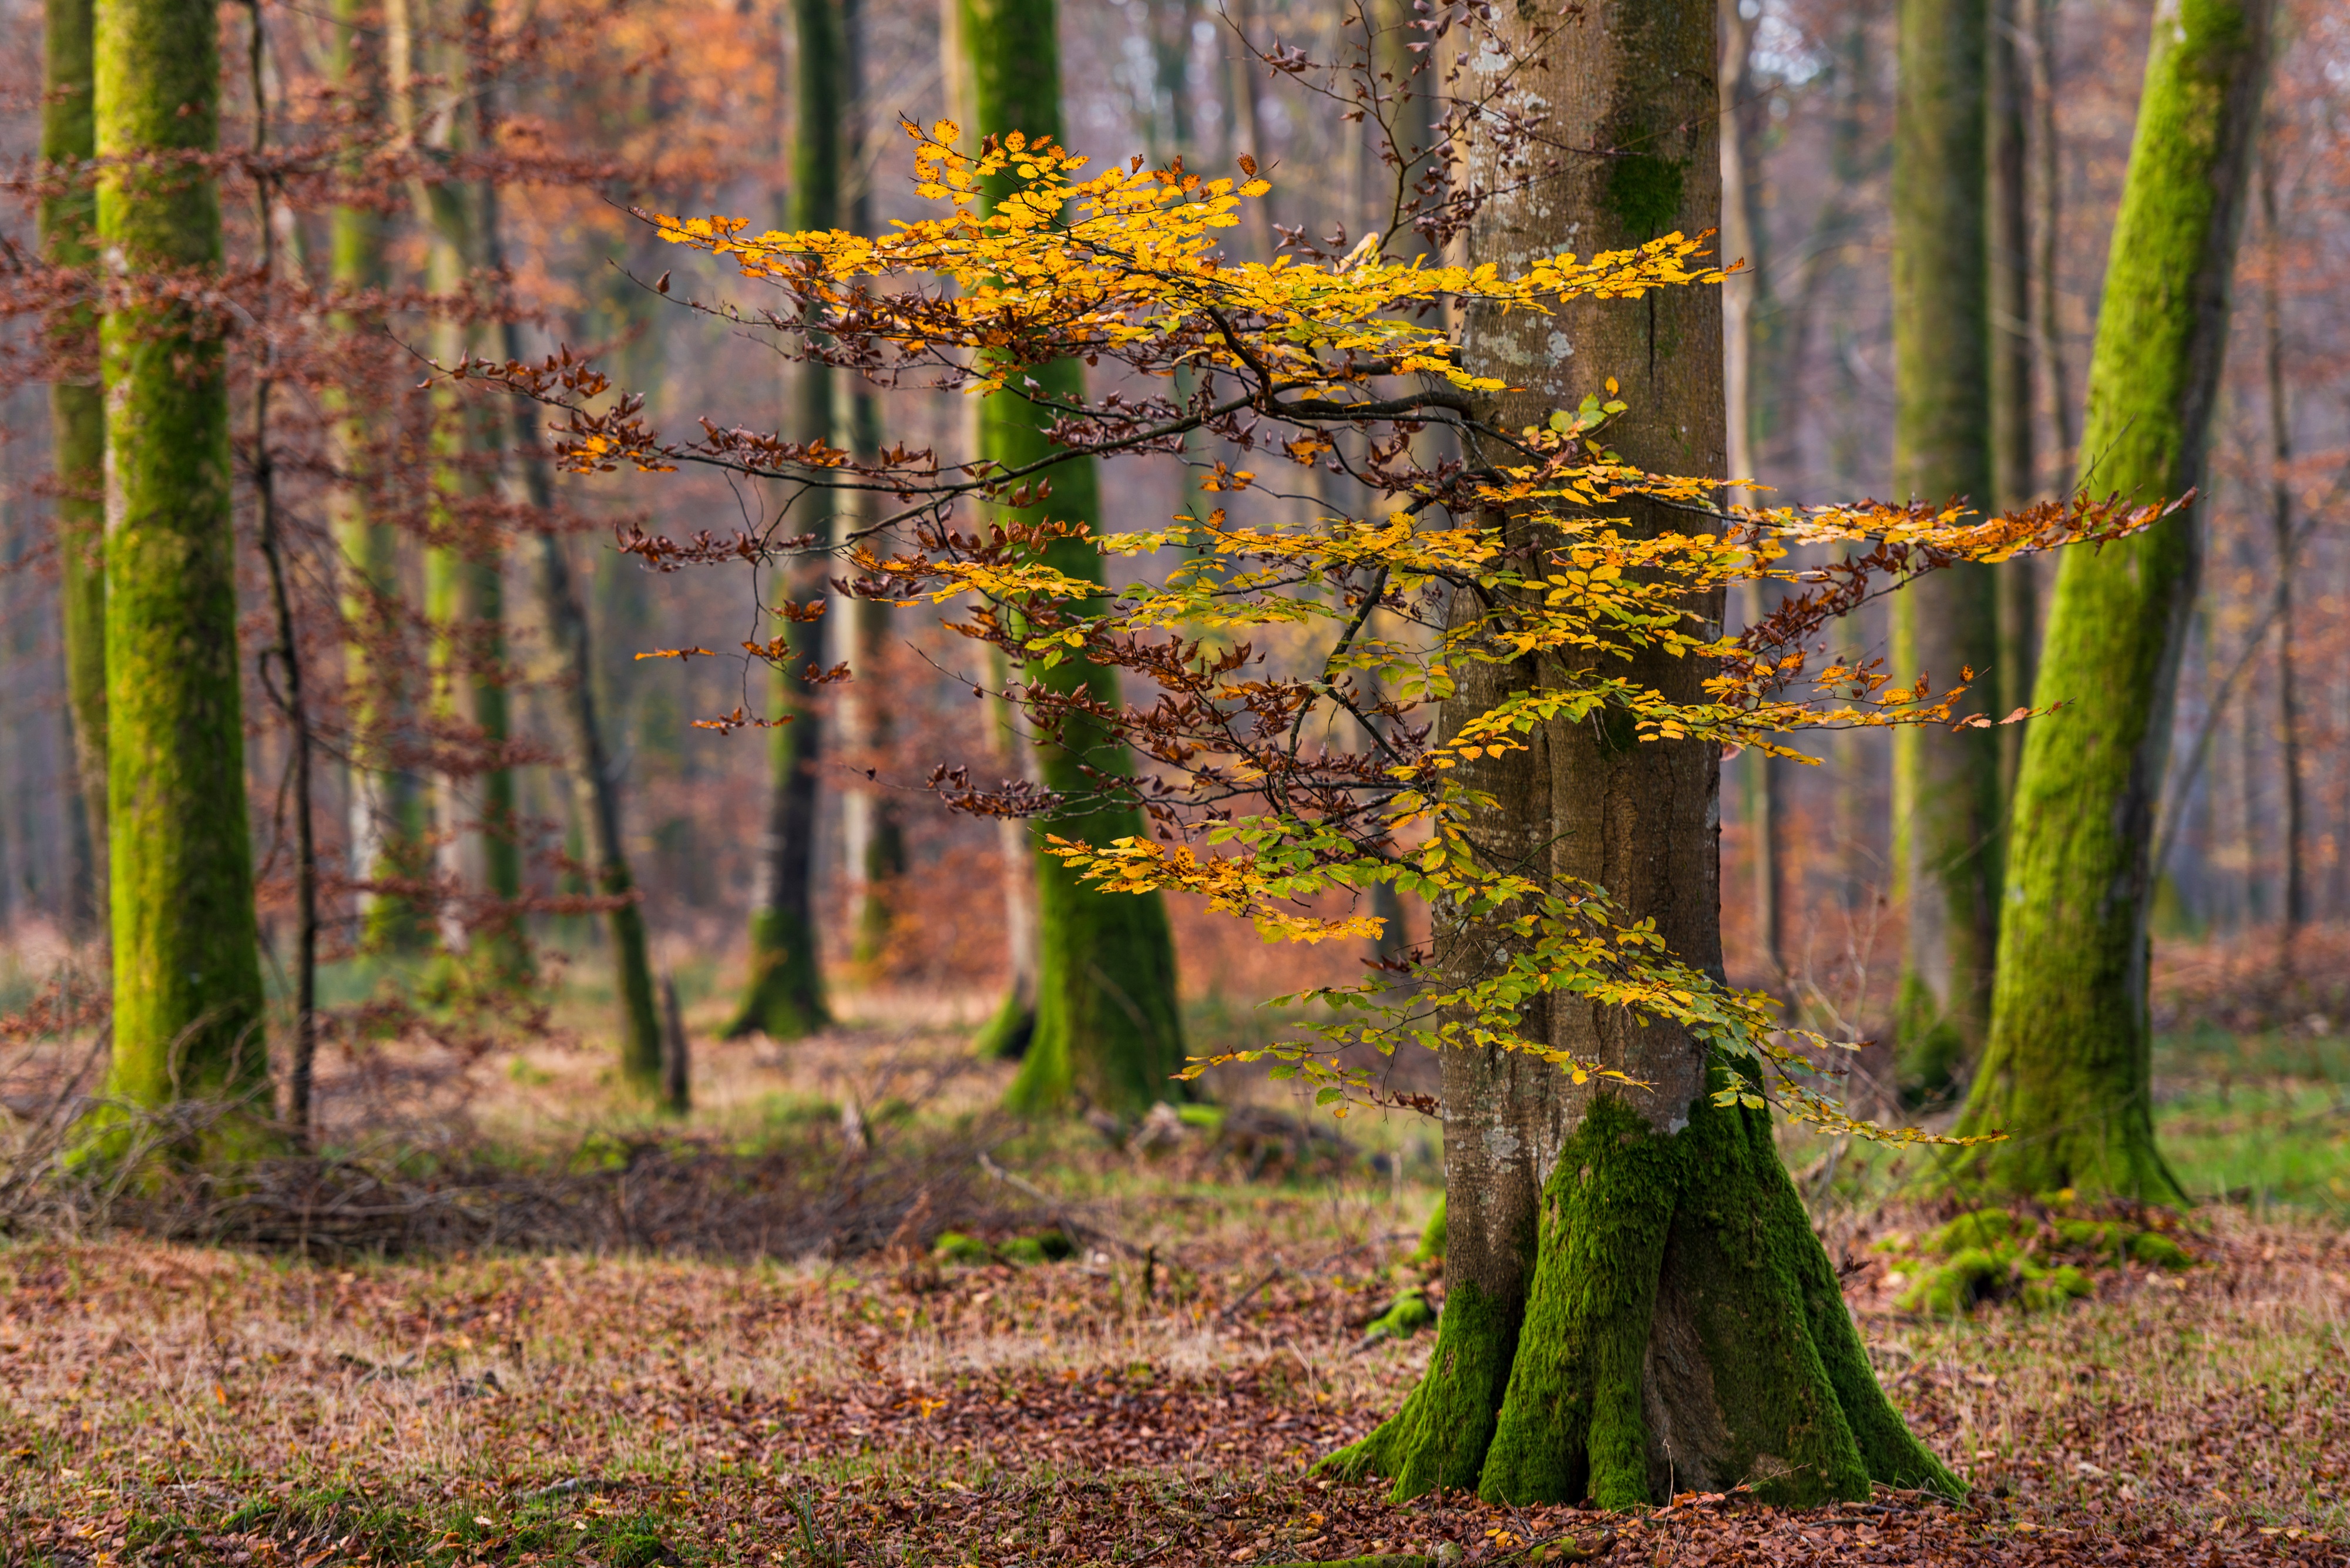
[0,0,2343,1168]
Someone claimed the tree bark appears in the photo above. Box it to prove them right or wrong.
[2258,154,2304,942]
[395,0,526,985]
[95,0,270,1123]
[728,0,842,1040]
[1890,0,1999,1103]
[330,0,428,955]
[1328,0,1952,1509]
[1956,0,2272,1202]
[961,0,1189,1116]
[473,80,667,1090]
[42,0,105,934]
[1989,0,2039,801]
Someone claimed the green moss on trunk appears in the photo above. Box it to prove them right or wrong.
[1323,1277,1519,1496]
[1335,1097,1957,1509]
[95,0,268,1122]
[727,0,843,1044]
[1957,0,2271,1203]
[45,0,105,924]
[1889,0,1999,1098]
[962,0,1187,1117]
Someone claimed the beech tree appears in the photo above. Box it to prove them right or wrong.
[1958,0,2275,1200]
[1889,0,2000,1100]
[41,0,103,925]
[958,0,1187,1114]
[486,0,2161,1504]
[726,0,844,1042]
[95,0,269,1120]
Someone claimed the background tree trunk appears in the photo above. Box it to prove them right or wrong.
[42,0,104,935]
[1958,0,2274,1202]
[95,0,270,1121]
[1330,0,1952,1509]
[1989,0,2039,798]
[330,0,427,955]
[961,0,1189,1117]
[728,0,842,1041]
[1890,0,1999,1103]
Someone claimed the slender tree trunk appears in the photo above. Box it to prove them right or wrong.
[1958,0,2272,1202]
[2259,154,2304,944]
[391,0,523,982]
[245,5,320,1140]
[961,0,1188,1116]
[95,0,270,1124]
[2029,0,2075,469]
[43,0,105,934]
[472,96,665,1089]
[1989,0,2039,801]
[840,0,906,969]
[728,0,842,1040]
[1719,0,1788,989]
[332,0,427,955]
[1330,0,1952,1508]
[1890,0,1999,1103]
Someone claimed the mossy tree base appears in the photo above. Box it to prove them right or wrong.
[724,908,829,1042]
[1328,1097,1958,1508]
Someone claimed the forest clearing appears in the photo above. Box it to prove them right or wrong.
[2,1002,2346,1564]
[1,0,2348,1557]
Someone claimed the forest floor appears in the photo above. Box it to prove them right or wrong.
[1,1001,2346,1566]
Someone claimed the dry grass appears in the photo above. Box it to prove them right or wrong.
[0,1000,2344,1563]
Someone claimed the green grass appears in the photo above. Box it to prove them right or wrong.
[2153,1028,2350,1214]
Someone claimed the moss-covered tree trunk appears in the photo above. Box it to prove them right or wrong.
[1889,0,2000,1102]
[961,0,1187,1116]
[1328,0,1955,1508]
[727,0,843,1040]
[400,0,525,985]
[1956,0,2272,1202]
[329,0,427,953]
[43,0,105,931]
[95,0,270,1116]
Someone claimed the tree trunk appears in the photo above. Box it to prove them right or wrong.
[1989,0,2038,801]
[331,0,428,955]
[728,0,843,1040]
[2258,155,2304,943]
[1718,0,1788,991]
[961,0,1189,1116]
[395,0,526,985]
[95,0,270,1122]
[474,88,666,1089]
[1956,0,2272,1202]
[1329,0,1953,1509]
[43,0,105,934]
[1889,0,1999,1103]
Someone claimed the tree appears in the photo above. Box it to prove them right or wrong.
[1890,0,2000,1102]
[95,0,270,1121]
[726,0,841,1042]
[330,0,429,955]
[498,70,2148,1512]
[1988,0,2039,798]
[1326,0,1958,1506]
[1957,0,2274,1201]
[42,0,104,928]
[397,0,527,986]
[959,0,1187,1116]
[473,52,668,1093]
